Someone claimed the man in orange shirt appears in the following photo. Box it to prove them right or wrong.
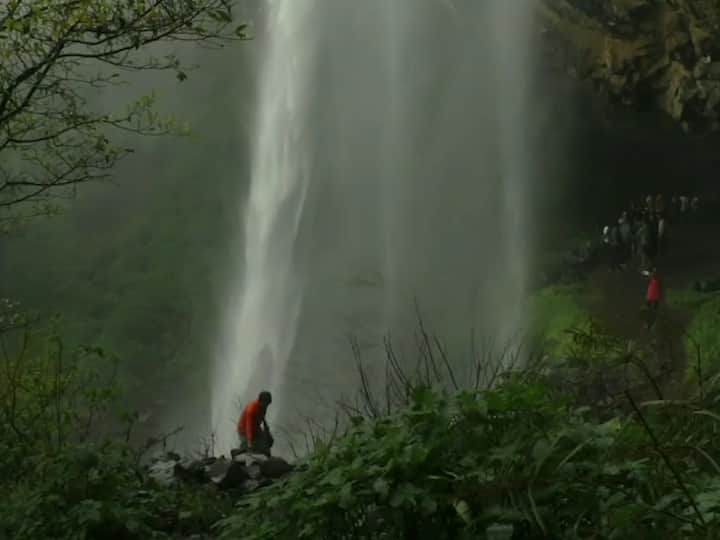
[237,391,273,456]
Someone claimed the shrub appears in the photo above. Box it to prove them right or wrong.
[218,347,720,539]
[528,284,593,359]
[666,289,720,382]
[0,302,230,539]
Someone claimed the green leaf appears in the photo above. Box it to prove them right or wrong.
[338,483,354,509]
[527,486,547,535]
[208,9,231,23]
[554,439,591,473]
[421,495,438,516]
[531,438,555,473]
[454,500,472,524]
[321,468,345,487]
[389,482,420,508]
[373,477,390,499]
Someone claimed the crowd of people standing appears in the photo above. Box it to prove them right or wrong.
[601,193,701,276]
[600,193,705,329]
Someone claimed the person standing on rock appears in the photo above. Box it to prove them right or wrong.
[237,391,274,456]
[645,268,662,330]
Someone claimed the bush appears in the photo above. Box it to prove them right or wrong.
[0,302,230,540]
[666,289,720,382]
[528,284,593,358]
[218,351,720,539]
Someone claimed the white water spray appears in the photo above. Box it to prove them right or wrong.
[212,0,536,453]
[211,0,317,454]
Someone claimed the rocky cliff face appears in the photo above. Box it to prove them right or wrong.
[539,0,720,133]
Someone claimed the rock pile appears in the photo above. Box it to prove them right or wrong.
[148,450,295,493]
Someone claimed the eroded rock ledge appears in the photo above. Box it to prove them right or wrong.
[539,0,720,133]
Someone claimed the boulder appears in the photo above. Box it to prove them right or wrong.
[259,456,294,479]
[246,463,262,479]
[153,447,295,494]
[212,460,251,490]
[233,452,269,465]
[241,479,260,493]
[148,459,178,487]
[173,459,207,484]
[206,458,233,482]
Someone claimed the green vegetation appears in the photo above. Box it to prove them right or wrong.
[667,288,720,382]
[4,289,720,538]
[0,9,249,537]
[0,305,231,540]
[219,349,720,539]
[0,0,246,223]
[528,284,593,358]
[0,0,254,403]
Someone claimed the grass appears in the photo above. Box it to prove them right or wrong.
[667,287,720,381]
[528,283,593,359]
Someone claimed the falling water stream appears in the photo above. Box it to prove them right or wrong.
[211,0,318,452]
[212,0,535,454]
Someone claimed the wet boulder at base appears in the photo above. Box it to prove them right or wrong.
[259,456,294,478]
[148,449,294,493]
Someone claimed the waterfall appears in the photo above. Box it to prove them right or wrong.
[211,0,317,454]
[212,0,535,455]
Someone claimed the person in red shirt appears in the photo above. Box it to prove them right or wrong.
[646,268,661,329]
[237,391,273,455]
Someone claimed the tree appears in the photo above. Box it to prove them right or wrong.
[0,0,248,222]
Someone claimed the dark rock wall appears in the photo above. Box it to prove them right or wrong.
[540,0,720,134]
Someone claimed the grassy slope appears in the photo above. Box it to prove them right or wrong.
[528,283,594,358]
[667,287,720,380]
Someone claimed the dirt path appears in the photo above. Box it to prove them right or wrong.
[579,223,720,397]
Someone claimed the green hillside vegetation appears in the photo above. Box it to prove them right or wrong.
[527,284,594,358]
[221,368,720,539]
[5,311,719,539]
[667,288,720,382]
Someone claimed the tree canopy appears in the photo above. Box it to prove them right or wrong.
[0,0,247,222]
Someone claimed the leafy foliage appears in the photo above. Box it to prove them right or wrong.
[218,364,720,539]
[667,288,720,382]
[0,0,247,221]
[528,284,593,358]
[0,302,230,540]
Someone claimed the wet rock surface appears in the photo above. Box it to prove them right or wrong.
[148,450,295,493]
[539,0,720,133]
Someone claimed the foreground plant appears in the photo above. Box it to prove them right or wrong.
[218,367,720,540]
[0,307,230,539]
